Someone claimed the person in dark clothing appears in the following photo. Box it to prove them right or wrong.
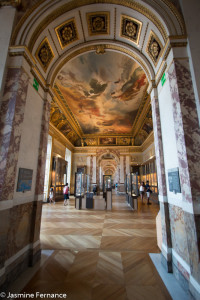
[145,181,152,205]
[93,185,97,195]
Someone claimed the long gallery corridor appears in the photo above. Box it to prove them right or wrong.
[22,193,171,300]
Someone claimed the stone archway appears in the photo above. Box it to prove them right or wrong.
[1,1,200,298]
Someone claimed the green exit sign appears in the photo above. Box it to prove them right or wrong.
[33,78,39,91]
[161,72,166,86]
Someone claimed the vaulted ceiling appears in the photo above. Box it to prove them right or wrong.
[10,0,186,147]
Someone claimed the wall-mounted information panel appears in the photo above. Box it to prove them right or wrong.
[168,167,181,194]
[17,168,33,192]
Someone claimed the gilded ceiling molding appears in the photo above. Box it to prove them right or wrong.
[53,85,84,137]
[50,43,151,86]
[0,0,21,7]
[55,18,79,49]
[120,14,142,45]
[79,10,86,42]
[131,90,149,134]
[160,0,186,35]
[35,37,55,72]
[146,30,163,67]
[53,93,83,139]
[24,0,169,52]
[11,0,186,48]
[49,123,74,152]
[132,100,151,137]
[87,11,110,36]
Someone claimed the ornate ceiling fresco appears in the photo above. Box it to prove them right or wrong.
[55,51,148,137]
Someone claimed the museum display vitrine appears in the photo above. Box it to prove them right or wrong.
[103,175,112,198]
[127,172,138,209]
[139,160,158,194]
[75,172,84,197]
[51,156,68,200]
[131,172,139,196]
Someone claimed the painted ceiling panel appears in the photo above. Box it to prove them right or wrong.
[55,51,148,135]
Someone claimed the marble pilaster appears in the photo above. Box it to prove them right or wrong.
[93,156,96,183]
[151,93,172,271]
[168,59,200,207]
[35,98,51,197]
[90,156,93,184]
[0,68,29,201]
[168,58,200,286]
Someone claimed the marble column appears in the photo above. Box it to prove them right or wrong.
[120,156,124,183]
[151,89,172,272]
[168,59,200,288]
[0,67,29,201]
[30,96,51,265]
[90,156,93,184]
[93,156,96,183]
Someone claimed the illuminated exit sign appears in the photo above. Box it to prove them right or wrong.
[161,72,166,86]
[33,78,39,91]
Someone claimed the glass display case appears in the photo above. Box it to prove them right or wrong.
[127,172,138,210]
[50,156,68,200]
[103,175,112,191]
[85,174,90,193]
[127,173,131,196]
[103,175,112,199]
[75,172,84,197]
[131,172,138,196]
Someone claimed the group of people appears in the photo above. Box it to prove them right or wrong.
[49,183,70,206]
[139,180,152,205]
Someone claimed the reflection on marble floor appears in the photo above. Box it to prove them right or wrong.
[23,193,171,300]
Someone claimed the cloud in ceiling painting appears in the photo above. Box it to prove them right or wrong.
[56,51,148,135]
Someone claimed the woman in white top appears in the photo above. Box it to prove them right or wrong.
[139,182,145,204]
[49,187,54,204]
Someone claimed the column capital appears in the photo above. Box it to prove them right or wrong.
[0,0,21,8]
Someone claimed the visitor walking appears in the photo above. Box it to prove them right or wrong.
[63,183,69,206]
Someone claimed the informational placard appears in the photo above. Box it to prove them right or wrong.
[17,168,33,192]
[168,168,181,194]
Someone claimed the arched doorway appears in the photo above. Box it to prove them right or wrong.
[0,1,200,298]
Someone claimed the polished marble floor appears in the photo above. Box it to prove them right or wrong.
[23,192,172,300]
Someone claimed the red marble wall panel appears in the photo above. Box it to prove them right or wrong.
[168,59,200,205]
[0,68,29,201]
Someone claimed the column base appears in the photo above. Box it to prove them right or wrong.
[161,253,173,273]
[0,248,41,292]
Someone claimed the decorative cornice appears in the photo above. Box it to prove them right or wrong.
[132,96,151,137]
[155,62,167,86]
[0,0,21,8]
[49,123,74,152]
[141,131,154,152]
[8,46,49,92]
